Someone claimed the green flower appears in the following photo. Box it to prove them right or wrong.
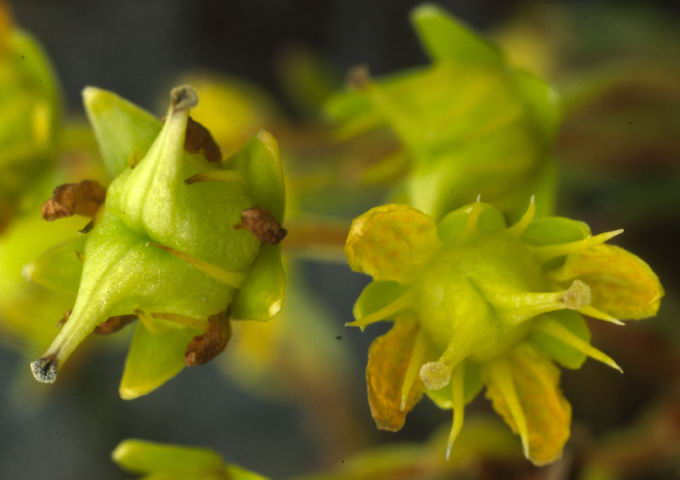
[29,85,286,399]
[112,439,269,480]
[345,199,662,465]
[326,4,559,221]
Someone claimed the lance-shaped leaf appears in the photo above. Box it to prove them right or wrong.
[485,345,571,466]
[411,4,501,66]
[549,243,663,320]
[366,317,424,431]
[231,245,285,321]
[119,318,198,400]
[83,87,161,178]
[345,204,440,283]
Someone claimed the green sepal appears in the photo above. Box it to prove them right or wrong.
[112,439,225,476]
[230,130,285,221]
[437,202,506,243]
[530,311,590,370]
[231,245,285,321]
[353,281,407,320]
[119,318,198,400]
[411,4,501,66]
[425,360,483,408]
[522,217,591,246]
[83,86,161,178]
[23,235,84,295]
[510,68,561,145]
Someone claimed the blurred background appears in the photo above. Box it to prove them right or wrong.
[1,0,679,478]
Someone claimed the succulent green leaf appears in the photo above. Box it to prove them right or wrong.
[112,439,225,476]
[411,4,501,66]
[119,319,198,400]
[230,130,285,222]
[530,311,590,369]
[437,202,506,243]
[353,281,407,321]
[231,245,285,321]
[23,235,84,295]
[83,87,161,178]
[522,217,591,246]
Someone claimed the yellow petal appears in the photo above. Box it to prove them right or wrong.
[345,204,440,283]
[366,317,425,431]
[549,244,663,320]
[484,345,571,466]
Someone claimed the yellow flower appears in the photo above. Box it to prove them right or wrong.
[345,199,663,465]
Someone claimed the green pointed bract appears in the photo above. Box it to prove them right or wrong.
[326,5,560,221]
[346,199,662,465]
[82,87,161,178]
[31,86,285,388]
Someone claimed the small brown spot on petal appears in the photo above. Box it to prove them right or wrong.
[93,315,136,335]
[185,311,231,366]
[234,207,287,244]
[41,180,106,221]
[184,116,222,163]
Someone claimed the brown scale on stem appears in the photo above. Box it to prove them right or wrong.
[185,310,231,366]
[184,116,222,163]
[41,180,106,221]
[93,315,137,335]
[234,207,287,245]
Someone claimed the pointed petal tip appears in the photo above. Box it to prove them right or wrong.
[30,356,58,384]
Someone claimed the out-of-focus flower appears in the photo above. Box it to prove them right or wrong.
[345,199,662,465]
[112,439,269,480]
[326,5,559,221]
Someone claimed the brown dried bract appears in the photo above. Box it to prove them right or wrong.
[184,116,222,163]
[184,311,231,366]
[234,207,287,245]
[93,315,136,335]
[41,180,106,221]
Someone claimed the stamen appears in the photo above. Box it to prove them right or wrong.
[150,312,208,331]
[507,195,535,237]
[460,195,483,240]
[446,363,465,461]
[419,334,469,390]
[346,292,412,331]
[400,330,427,411]
[148,242,245,288]
[487,359,530,458]
[184,169,244,185]
[531,229,624,263]
[536,319,622,372]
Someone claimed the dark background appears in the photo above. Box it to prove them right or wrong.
[2,1,679,479]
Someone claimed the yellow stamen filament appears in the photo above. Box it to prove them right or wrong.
[507,195,536,237]
[487,359,530,458]
[400,330,427,411]
[151,312,208,331]
[345,293,412,331]
[578,304,624,326]
[148,242,245,289]
[184,169,245,185]
[536,320,622,372]
[489,280,592,325]
[531,229,624,263]
[446,363,465,461]
[135,309,165,335]
[460,195,483,241]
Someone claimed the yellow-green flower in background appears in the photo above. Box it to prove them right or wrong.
[0,3,61,228]
[112,439,269,480]
[345,199,662,465]
[326,4,559,221]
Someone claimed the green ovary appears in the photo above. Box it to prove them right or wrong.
[414,232,546,362]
